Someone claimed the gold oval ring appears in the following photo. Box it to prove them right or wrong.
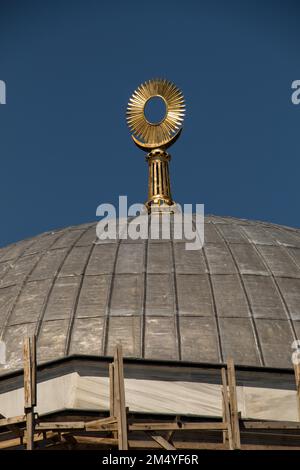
[126,79,185,148]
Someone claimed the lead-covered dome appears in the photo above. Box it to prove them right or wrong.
[0,215,300,373]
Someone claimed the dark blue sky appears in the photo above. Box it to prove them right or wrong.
[0,0,299,247]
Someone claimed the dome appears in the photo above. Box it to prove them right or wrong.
[1,214,300,374]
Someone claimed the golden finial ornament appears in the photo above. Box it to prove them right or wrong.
[126,78,185,211]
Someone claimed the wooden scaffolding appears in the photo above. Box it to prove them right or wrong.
[0,336,300,450]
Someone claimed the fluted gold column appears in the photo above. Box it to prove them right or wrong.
[146,148,173,210]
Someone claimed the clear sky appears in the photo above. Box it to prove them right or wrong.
[0,0,299,247]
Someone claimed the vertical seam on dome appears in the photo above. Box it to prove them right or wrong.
[102,238,121,356]
[64,239,97,356]
[213,223,265,366]
[171,230,182,362]
[34,228,91,348]
[196,220,223,363]
[240,226,298,345]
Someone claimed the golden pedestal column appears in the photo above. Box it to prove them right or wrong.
[146,149,173,209]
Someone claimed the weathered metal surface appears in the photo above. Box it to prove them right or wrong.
[0,215,300,373]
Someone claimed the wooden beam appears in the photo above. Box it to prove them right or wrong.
[0,413,24,438]
[2,433,299,451]
[222,376,228,446]
[25,412,34,450]
[221,367,232,449]
[221,367,234,450]
[128,439,300,450]
[23,336,37,407]
[294,363,300,421]
[31,335,37,407]
[164,415,179,444]
[0,415,27,427]
[35,420,228,434]
[85,416,117,431]
[23,337,32,409]
[241,430,300,439]
[242,420,300,430]
[0,431,58,450]
[129,422,226,432]
[109,362,117,440]
[36,422,85,431]
[241,444,300,450]
[227,358,241,449]
[23,336,37,450]
[65,435,118,446]
[150,435,176,450]
[109,363,115,417]
[129,440,226,450]
[114,345,128,450]
[35,417,118,432]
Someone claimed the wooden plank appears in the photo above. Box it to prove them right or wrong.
[0,431,58,450]
[109,363,115,417]
[129,439,300,451]
[164,415,179,443]
[0,413,24,437]
[0,415,26,427]
[241,444,300,450]
[36,422,85,431]
[85,416,117,431]
[23,338,32,409]
[86,423,118,432]
[241,430,300,439]
[23,337,36,450]
[242,420,300,430]
[0,436,27,450]
[294,363,300,421]
[129,440,226,450]
[221,368,231,448]
[221,367,234,450]
[37,420,118,433]
[295,362,300,386]
[23,336,37,408]
[129,422,227,431]
[109,362,117,440]
[66,435,118,446]
[2,433,299,451]
[35,417,118,433]
[36,420,227,434]
[6,417,300,440]
[114,345,128,450]
[227,358,241,449]
[151,435,176,450]
[31,336,37,407]
[25,411,34,450]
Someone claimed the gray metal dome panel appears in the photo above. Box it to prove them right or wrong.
[1,216,300,373]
